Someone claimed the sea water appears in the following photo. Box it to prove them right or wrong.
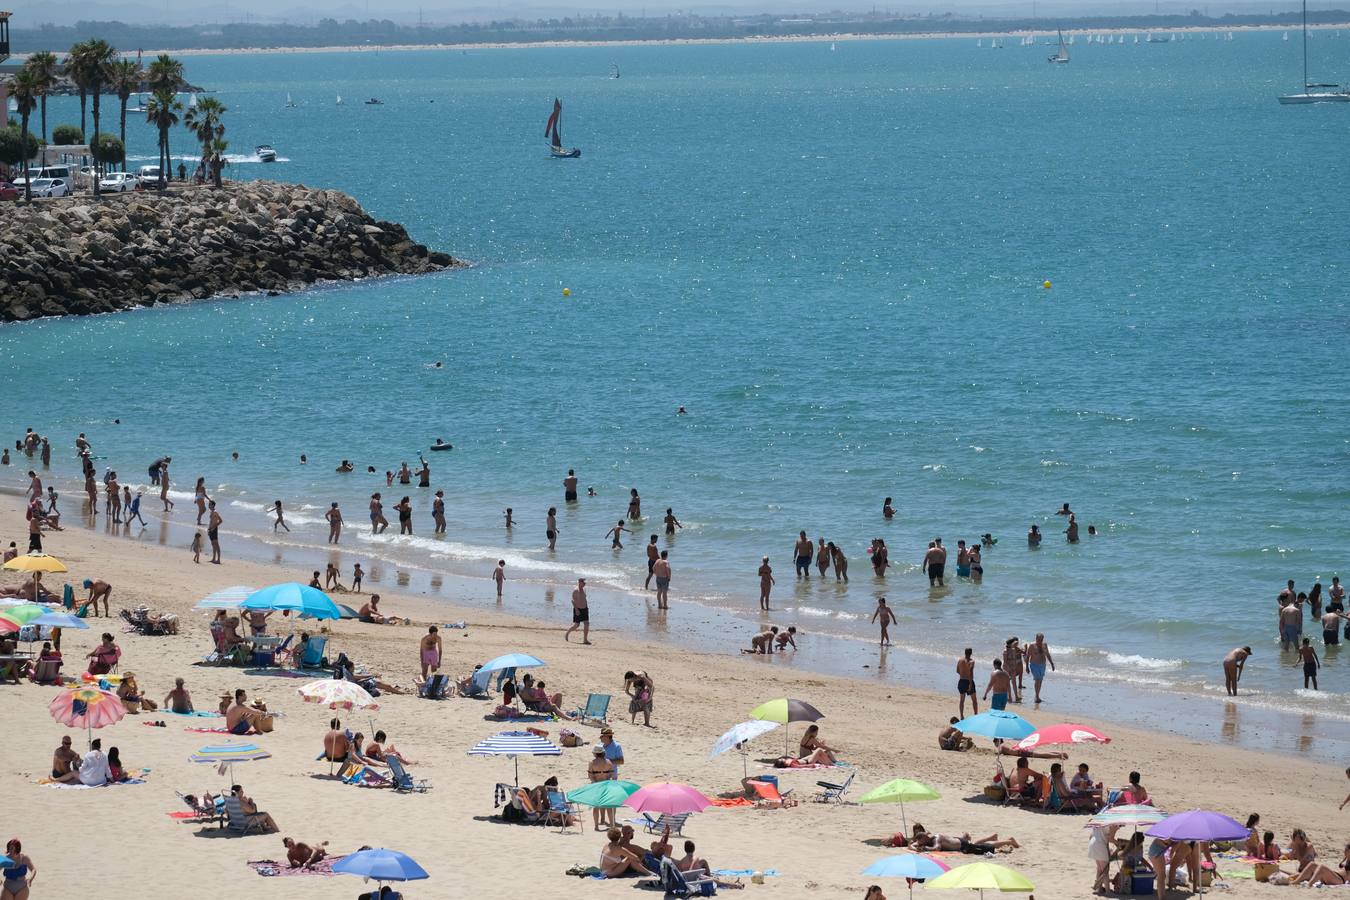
[5,34,1350,755]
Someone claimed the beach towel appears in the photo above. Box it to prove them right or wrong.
[165,710,221,718]
[243,668,311,679]
[483,712,553,722]
[708,798,754,808]
[186,727,259,735]
[40,778,146,789]
[248,855,344,877]
[713,869,780,877]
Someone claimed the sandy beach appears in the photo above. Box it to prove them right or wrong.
[1,490,1343,899]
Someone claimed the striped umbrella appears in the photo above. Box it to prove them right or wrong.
[750,698,824,754]
[194,586,256,610]
[190,741,272,782]
[466,730,561,784]
[49,687,125,748]
[298,680,379,711]
[1085,805,1167,829]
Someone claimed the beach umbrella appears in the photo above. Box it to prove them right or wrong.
[862,853,951,900]
[625,782,712,816]
[194,585,255,610]
[750,698,823,754]
[2,552,67,600]
[466,731,561,785]
[300,603,361,621]
[925,861,1035,898]
[479,653,547,672]
[0,602,48,634]
[858,778,940,833]
[952,710,1034,743]
[189,741,272,782]
[710,719,781,777]
[1085,805,1166,830]
[565,780,641,808]
[298,679,379,711]
[332,848,429,885]
[29,610,88,630]
[49,687,124,749]
[1014,723,1110,751]
[241,583,340,620]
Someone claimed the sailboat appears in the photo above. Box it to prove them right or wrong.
[1048,28,1070,64]
[285,93,297,108]
[610,62,620,78]
[336,94,344,105]
[1278,0,1350,103]
[188,93,198,109]
[545,98,581,159]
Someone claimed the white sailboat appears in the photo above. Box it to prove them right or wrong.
[336,94,344,105]
[285,92,297,108]
[188,93,198,109]
[1278,0,1350,103]
[1049,28,1070,64]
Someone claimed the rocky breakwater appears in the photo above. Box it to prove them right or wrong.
[0,181,462,321]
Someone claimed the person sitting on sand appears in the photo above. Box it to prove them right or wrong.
[86,633,121,675]
[1112,833,1146,893]
[1291,842,1348,886]
[282,836,329,869]
[1242,814,1262,857]
[1282,829,1316,869]
[230,784,278,832]
[1007,757,1045,803]
[218,616,246,654]
[939,717,974,751]
[910,823,1020,855]
[164,678,194,714]
[107,746,130,782]
[226,689,263,736]
[51,735,80,783]
[798,724,838,764]
[116,672,155,712]
[1254,831,1280,861]
[323,719,350,763]
[741,627,779,654]
[599,826,652,877]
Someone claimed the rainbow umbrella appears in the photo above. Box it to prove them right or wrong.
[625,782,712,816]
[1085,805,1166,830]
[190,741,272,782]
[925,861,1035,898]
[298,679,380,711]
[49,686,124,749]
[2,553,68,601]
[0,602,48,634]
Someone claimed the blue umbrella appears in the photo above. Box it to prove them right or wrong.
[863,853,949,878]
[241,583,340,620]
[479,653,546,673]
[953,710,1034,742]
[30,611,89,629]
[332,848,429,883]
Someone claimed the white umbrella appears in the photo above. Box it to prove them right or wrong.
[466,731,561,785]
[709,719,781,778]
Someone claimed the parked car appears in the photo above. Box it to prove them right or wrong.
[0,182,18,201]
[25,165,74,184]
[27,178,70,198]
[136,165,163,184]
[99,172,139,192]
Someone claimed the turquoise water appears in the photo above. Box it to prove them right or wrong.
[6,33,1350,730]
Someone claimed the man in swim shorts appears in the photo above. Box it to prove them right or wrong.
[563,469,578,503]
[565,579,590,644]
[653,551,671,611]
[924,540,946,587]
[956,648,978,717]
[1025,633,1055,704]
[1279,600,1303,650]
[984,659,1010,711]
[420,626,441,679]
[644,535,660,589]
[794,531,813,579]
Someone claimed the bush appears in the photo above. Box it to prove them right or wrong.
[91,133,124,166]
[0,125,40,169]
[52,123,84,145]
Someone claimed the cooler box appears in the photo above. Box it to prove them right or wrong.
[1131,872,1155,895]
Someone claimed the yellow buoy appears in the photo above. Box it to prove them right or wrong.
[562,288,571,297]
[1042,280,1052,289]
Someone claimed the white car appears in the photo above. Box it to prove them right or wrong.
[99,172,139,192]
[27,178,69,198]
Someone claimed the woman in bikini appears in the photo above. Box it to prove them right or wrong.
[599,826,651,877]
[1292,842,1349,886]
[194,477,209,525]
[1,839,35,900]
[798,724,838,764]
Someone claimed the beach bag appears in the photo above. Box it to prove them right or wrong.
[1254,862,1279,882]
[560,730,582,747]
[256,714,275,733]
[983,785,1006,801]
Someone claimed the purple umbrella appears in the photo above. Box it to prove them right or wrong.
[1145,810,1248,896]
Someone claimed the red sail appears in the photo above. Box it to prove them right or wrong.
[544,98,561,140]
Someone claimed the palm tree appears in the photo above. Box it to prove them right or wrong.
[74,39,117,195]
[144,89,181,190]
[107,59,142,172]
[145,54,184,93]
[183,96,226,185]
[65,40,93,140]
[206,137,229,189]
[23,51,60,144]
[9,68,40,202]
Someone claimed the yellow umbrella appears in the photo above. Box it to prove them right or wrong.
[925,862,1034,898]
[2,553,68,601]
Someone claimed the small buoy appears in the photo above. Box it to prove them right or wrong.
[562,288,571,297]
[1042,280,1052,289]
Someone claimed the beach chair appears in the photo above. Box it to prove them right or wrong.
[658,857,716,896]
[747,779,795,809]
[571,693,611,726]
[222,795,269,835]
[463,668,491,698]
[29,657,61,685]
[177,791,224,827]
[544,790,579,834]
[299,636,328,669]
[417,673,448,700]
[386,757,429,793]
[633,812,690,836]
[813,770,854,804]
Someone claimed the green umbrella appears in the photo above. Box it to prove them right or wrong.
[858,778,940,833]
[566,780,641,808]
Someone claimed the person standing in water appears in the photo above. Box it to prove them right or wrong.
[653,551,672,610]
[794,531,814,579]
[923,541,945,587]
[207,501,223,564]
[663,508,682,536]
[159,458,174,511]
[1027,524,1041,547]
[627,489,641,521]
[370,493,389,534]
[1222,646,1252,696]
[1298,638,1320,690]
[1065,514,1080,543]
[493,560,506,599]
[194,478,209,525]
[432,491,446,534]
[1003,638,1024,704]
[605,520,631,550]
[644,535,660,589]
[416,456,430,488]
[325,503,342,543]
[871,597,897,646]
[546,507,559,551]
[758,556,775,611]
[395,496,413,535]
[829,542,849,582]
[563,469,579,503]
[883,497,896,519]
[1025,633,1055,703]
[815,537,831,577]
[273,501,290,533]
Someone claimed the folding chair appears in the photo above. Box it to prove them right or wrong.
[813,770,854,803]
[299,635,328,669]
[571,693,611,726]
[545,790,579,833]
[387,757,430,793]
[222,795,268,834]
[659,857,716,896]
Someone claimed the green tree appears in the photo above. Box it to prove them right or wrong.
[64,40,93,139]
[23,51,60,144]
[206,136,229,188]
[107,59,142,173]
[0,126,40,190]
[67,39,117,195]
[144,89,181,190]
[7,69,41,202]
[92,133,125,170]
[51,123,84,145]
[183,95,226,186]
[145,54,184,93]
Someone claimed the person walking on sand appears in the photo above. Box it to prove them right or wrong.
[1298,637,1320,690]
[957,648,978,717]
[984,658,1011,710]
[758,556,775,611]
[325,502,342,543]
[370,493,389,534]
[1222,646,1252,696]
[194,477,209,525]
[433,491,446,534]
[653,551,672,610]
[159,458,174,511]
[190,531,203,564]
[352,564,363,593]
[273,500,290,533]
[207,501,223,564]
[419,626,442,679]
[830,542,849,582]
[493,560,506,599]
[564,469,579,503]
[546,507,559,551]
[871,597,897,646]
[565,578,591,644]
[125,491,147,526]
[1025,633,1055,703]
[794,531,814,579]
[605,519,631,550]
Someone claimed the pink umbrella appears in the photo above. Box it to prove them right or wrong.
[49,687,125,748]
[624,782,713,816]
[1014,723,1110,751]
